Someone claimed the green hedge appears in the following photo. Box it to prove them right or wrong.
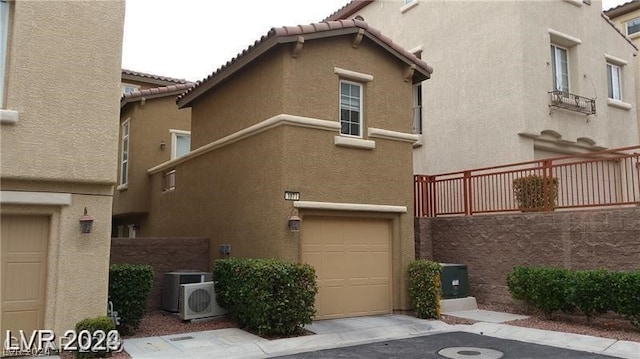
[74,316,118,359]
[108,264,153,335]
[507,266,640,329]
[212,258,318,336]
[407,260,441,319]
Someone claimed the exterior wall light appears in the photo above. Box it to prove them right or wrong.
[288,214,301,232]
[160,141,166,150]
[79,207,95,234]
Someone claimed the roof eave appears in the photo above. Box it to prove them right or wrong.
[324,0,374,21]
[121,88,192,109]
[604,1,640,18]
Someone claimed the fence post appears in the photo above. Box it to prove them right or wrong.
[464,171,472,215]
[542,160,553,212]
[428,175,436,217]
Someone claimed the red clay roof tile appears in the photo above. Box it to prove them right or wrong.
[177,19,433,108]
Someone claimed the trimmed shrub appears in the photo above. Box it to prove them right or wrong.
[407,259,441,319]
[612,271,640,330]
[566,269,613,320]
[108,264,153,335]
[213,258,317,336]
[73,316,118,359]
[513,175,558,211]
[508,266,640,330]
[506,266,572,318]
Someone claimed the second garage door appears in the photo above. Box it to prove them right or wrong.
[301,216,391,320]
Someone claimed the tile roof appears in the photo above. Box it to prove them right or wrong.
[121,83,195,109]
[121,69,191,85]
[177,19,433,108]
[323,0,373,22]
[603,0,640,17]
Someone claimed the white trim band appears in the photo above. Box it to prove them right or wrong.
[368,128,419,143]
[0,109,19,124]
[1,191,72,206]
[334,136,376,149]
[607,98,632,110]
[548,29,582,46]
[605,54,628,66]
[148,114,340,175]
[333,67,374,82]
[294,201,407,213]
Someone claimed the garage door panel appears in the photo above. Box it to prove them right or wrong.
[1,215,49,347]
[301,216,391,320]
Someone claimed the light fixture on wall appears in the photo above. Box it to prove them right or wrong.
[79,207,95,234]
[288,213,301,232]
[160,141,166,150]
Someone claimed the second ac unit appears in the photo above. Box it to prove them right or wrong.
[162,271,212,312]
[179,281,227,321]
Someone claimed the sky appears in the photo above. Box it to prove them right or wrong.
[122,0,630,82]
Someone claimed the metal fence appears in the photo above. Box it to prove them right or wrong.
[415,145,640,217]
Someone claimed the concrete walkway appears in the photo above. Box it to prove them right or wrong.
[122,311,640,359]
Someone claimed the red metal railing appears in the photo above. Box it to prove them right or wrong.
[415,145,640,217]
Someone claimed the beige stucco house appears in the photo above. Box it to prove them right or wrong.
[604,0,640,140]
[113,82,193,237]
[133,20,432,319]
[328,0,639,174]
[0,0,124,345]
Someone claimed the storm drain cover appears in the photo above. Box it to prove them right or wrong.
[438,347,504,359]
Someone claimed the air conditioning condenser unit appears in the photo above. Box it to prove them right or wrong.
[179,282,227,321]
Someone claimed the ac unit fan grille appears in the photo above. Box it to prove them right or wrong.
[188,288,212,313]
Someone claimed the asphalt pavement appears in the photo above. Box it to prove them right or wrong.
[275,331,618,359]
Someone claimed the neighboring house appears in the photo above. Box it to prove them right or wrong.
[604,0,640,140]
[0,0,124,345]
[135,20,431,319]
[113,83,193,237]
[121,68,190,95]
[327,0,640,174]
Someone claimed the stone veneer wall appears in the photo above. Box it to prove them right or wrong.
[416,208,640,304]
[110,237,210,310]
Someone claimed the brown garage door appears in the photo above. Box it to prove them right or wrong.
[301,216,391,320]
[1,215,49,346]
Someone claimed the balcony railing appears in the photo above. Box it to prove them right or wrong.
[549,90,596,115]
[414,145,640,217]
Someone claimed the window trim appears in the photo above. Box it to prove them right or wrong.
[550,44,570,92]
[339,80,363,138]
[1,0,9,109]
[118,119,130,189]
[169,129,191,159]
[401,0,419,13]
[606,62,622,101]
[626,17,640,36]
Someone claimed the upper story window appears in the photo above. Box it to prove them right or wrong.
[119,120,130,187]
[627,17,640,36]
[121,83,139,95]
[1,0,9,108]
[339,80,362,137]
[170,130,191,159]
[607,63,622,101]
[412,83,422,134]
[550,44,569,92]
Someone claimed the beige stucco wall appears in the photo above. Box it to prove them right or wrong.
[113,98,191,216]
[353,0,639,174]
[145,38,417,310]
[1,0,124,337]
[606,7,640,141]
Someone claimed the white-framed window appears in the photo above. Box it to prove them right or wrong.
[1,0,10,108]
[607,63,622,101]
[119,119,130,187]
[170,129,191,159]
[627,17,640,36]
[403,0,414,4]
[550,44,569,92]
[121,83,139,95]
[339,80,363,137]
[412,83,422,134]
